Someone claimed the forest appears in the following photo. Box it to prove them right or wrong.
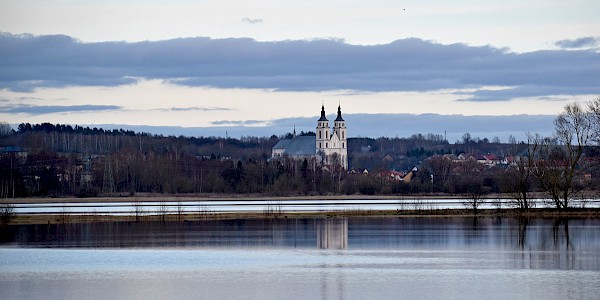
[0,123,452,197]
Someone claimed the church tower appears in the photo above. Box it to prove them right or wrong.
[273,104,347,169]
[314,104,348,169]
[316,105,330,152]
[333,104,347,150]
[333,104,348,169]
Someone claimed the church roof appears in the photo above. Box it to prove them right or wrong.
[273,136,316,157]
[334,105,344,122]
[318,105,328,121]
[272,139,291,150]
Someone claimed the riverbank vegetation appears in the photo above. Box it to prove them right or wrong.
[1,98,600,211]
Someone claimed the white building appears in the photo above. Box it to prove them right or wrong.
[272,105,348,169]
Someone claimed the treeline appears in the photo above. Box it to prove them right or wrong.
[5,122,277,159]
[0,147,530,198]
[0,150,348,197]
[0,122,461,198]
[17,123,139,136]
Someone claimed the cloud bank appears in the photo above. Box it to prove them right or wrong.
[0,104,121,115]
[1,33,599,101]
[555,37,599,49]
[152,107,233,112]
[90,113,556,143]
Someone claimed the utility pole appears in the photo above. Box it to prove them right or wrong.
[200,169,203,194]
[10,155,14,198]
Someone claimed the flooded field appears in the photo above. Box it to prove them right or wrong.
[9,198,600,216]
[2,217,600,299]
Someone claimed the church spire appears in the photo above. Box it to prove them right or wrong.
[334,104,344,122]
[318,104,328,121]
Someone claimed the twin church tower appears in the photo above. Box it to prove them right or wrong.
[316,105,348,169]
[271,104,348,170]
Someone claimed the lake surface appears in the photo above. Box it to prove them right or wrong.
[2,217,600,299]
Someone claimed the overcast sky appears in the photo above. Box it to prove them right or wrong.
[1,0,599,141]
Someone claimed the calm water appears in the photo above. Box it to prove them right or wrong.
[1,217,600,299]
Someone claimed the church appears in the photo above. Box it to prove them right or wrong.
[272,105,348,170]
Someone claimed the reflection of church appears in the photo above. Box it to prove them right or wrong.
[317,218,348,249]
[272,105,348,169]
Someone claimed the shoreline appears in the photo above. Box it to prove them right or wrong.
[6,208,600,226]
[4,194,482,204]
[5,192,600,204]
[4,193,600,225]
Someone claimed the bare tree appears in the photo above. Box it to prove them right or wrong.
[425,155,453,191]
[462,132,472,144]
[588,97,600,144]
[502,133,538,209]
[1,200,15,227]
[532,102,591,209]
[177,201,184,222]
[59,204,71,224]
[0,122,12,136]
[157,201,169,222]
[461,178,485,213]
[198,203,212,220]
[457,159,485,213]
[132,199,145,222]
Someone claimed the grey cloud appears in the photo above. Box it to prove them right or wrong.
[242,18,263,24]
[211,121,243,126]
[1,33,599,100]
[93,113,555,143]
[241,120,265,125]
[457,85,600,102]
[0,104,122,114]
[152,107,233,112]
[270,113,554,140]
[211,120,266,126]
[18,96,44,101]
[555,37,599,49]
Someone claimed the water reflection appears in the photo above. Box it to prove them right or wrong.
[317,218,348,249]
[2,217,600,300]
[518,217,528,249]
[2,217,600,270]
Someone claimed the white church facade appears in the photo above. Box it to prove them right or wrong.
[272,105,348,169]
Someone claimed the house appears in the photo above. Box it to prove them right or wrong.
[0,146,28,161]
[475,153,498,166]
[378,170,406,181]
[376,167,418,183]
